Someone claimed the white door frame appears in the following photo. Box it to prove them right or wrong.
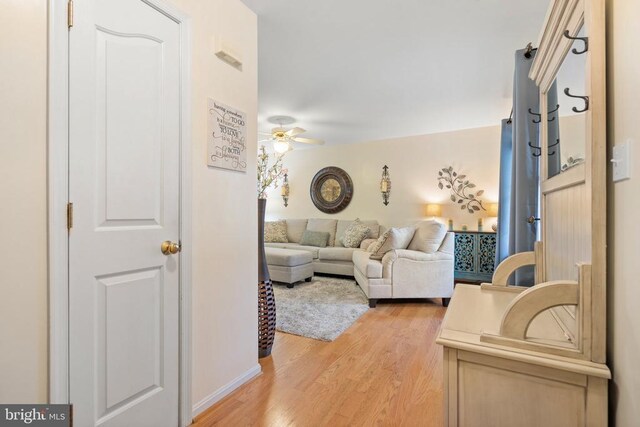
[47,1,192,426]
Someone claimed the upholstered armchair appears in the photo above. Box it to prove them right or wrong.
[353,221,454,307]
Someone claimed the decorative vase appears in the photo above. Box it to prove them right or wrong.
[257,198,276,358]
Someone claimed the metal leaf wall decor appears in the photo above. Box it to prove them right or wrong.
[437,166,486,214]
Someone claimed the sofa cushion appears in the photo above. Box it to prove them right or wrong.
[362,220,381,239]
[264,242,290,249]
[360,238,378,250]
[336,219,379,246]
[353,250,383,278]
[368,226,416,260]
[340,219,371,248]
[265,248,313,267]
[300,230,329,247]
[407,220,447,253]
[285,219,308,243]
[283,244,320,259]
[318,247,357,262]
[307,218,338,246]
[264,220,288,243]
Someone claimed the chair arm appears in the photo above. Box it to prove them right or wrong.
[382,249,453,264]
[499,280,579,339]
[492,251,536,286]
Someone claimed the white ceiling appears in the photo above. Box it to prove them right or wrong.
[241,0,551,146]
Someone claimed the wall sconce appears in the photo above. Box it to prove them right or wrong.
[380,165,391,205]
[281,173,290,207]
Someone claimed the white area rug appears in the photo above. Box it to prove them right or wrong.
[273,276,369,341]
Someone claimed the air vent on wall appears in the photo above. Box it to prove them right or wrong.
[214,37,242,70]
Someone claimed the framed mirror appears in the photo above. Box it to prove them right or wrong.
[310,167,353,213]
[528,0,607,363]
[547,26,588,178]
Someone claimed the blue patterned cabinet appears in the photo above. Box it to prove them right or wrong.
[454,231,496,283]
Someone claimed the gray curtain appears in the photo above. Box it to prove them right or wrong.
[547,83,561,175]
[495,119,512,268]
[495,48,559,286]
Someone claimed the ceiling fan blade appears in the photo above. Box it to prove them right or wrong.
[293,137,325,145]
[258,131,274,136]
[285,127,306,137]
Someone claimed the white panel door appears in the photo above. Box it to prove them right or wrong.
[68,1,181,426]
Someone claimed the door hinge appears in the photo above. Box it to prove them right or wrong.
[67,0,74,29]
[67,202,73,230]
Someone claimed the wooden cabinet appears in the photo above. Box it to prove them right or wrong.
[438,284,609,427]
[454,231,496,283]
[437,0,610,425]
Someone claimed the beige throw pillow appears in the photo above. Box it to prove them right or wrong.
[307,218,338,246]
[367,226,416,260]
[340,219,371,248]
[264,220,288,243]
[407,220,447,253]
[299,230,330,247]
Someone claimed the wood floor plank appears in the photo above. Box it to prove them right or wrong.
[192,301,446,427]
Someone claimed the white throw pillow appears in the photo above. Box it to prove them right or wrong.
[407,220,447,253]
[368,226,416,260]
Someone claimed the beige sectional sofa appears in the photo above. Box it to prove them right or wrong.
[265,218,382,276]
[265,218,454,307]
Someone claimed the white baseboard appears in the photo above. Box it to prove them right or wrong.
[191,364,262,419]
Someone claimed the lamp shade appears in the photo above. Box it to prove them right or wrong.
[487,203,499,217]
[425,204,442,217]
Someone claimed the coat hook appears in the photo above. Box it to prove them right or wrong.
[564,88,589,113]
[546,104,560,122]
[528,140,559,157]
[528,141,542,157]
[528,108,542,124]
[563,30,589,55]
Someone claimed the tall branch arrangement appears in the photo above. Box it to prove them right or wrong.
[257,145,287,199]
[437,166,486,214]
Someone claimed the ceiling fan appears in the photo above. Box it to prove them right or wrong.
[258,117,325,153]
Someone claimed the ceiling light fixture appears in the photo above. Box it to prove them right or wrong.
[273,140,290,153]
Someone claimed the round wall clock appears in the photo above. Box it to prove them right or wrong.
[310,167,353,214]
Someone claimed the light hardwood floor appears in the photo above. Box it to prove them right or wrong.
[192,300,446,427]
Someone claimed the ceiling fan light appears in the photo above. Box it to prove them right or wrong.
[273,140,290,153]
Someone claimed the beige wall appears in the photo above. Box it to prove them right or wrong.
[0,0,258,414]
[606,0,640,425]
[265,126,502,231]
[166,0,260,414]
[0,0,48,403]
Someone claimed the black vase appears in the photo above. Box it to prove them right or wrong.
[257,198,276,358]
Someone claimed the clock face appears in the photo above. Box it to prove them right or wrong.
[310,167,353,214]
[320,178,341,202]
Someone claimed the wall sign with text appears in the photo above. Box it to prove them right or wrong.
[207,98,247,172]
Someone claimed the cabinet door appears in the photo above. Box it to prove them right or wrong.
[454,233,477,281]
[478,233,497,277]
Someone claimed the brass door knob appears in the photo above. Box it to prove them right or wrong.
[161,240,181,255]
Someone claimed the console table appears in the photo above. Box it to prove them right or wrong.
[453,231,496,283]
